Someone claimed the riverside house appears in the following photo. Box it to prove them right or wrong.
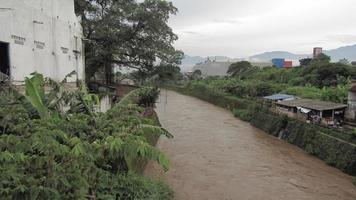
[275,99,347,126]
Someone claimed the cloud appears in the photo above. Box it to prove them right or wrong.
[327,34,356,44]
[169,0,356,57]
[181,31,201,35]
[213,18,242,25]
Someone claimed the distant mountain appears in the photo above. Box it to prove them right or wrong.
[249,44,356,62]
[180,55,205,72]
[249,51,309,61]
[324,44,356,62]
[182,44,356,72]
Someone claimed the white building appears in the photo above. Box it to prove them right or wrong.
[0,0,84,84]
[192,60,272,77]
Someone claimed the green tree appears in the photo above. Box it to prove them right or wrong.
[311,53,331,65]
[153,64,181,82]
[193,69,202,79]
[227,61,253,77]
[74,0,183,85]
[299,58,313,66]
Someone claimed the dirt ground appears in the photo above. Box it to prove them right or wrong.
[144,90,356,200]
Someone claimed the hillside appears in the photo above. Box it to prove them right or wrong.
[324,44,356,61]
[249,51,308,61]
[249,44,356,62]
[182,44,356,72]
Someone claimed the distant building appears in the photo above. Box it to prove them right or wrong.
[271,59,298,69]
[351,61,356,66]
[347,80,356,120]
[192,60,272,76]
[284,61,293,68]
[0,0,85,85]
[272,58,285,68]
[313,47,323,58]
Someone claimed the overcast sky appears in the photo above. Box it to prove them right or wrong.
[168,0,356,58]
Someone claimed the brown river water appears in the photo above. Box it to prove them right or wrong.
[144,90,356,200]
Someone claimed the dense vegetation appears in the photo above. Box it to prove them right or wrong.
[74,0,183,84]
[1,1,184,198]
[0,74,173,199]
[186,55,356,103]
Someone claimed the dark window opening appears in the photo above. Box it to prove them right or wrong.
[0,42,10,77]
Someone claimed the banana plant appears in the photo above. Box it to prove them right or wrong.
[24,72,50,118]
[24,72,100,118]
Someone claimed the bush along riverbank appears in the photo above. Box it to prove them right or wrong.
[0,74,174,200]
[167,84,356,177]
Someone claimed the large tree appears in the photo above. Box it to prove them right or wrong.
[75,0,183,84]
[227,61,253,77]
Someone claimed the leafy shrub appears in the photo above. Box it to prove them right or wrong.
[0,77,173,199]
[283,120,356,175]
[250,111,288,137]
[233,109,252,121]
[138,87,160,107]
[119,87,160,108]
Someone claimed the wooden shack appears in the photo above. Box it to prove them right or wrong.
[276,99,347,126]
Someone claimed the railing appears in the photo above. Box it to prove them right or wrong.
[0,72,10,82]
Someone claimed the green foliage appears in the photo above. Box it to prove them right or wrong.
[193,69,202,76]
[233,109,252,122]
[227,61,253,77]
[118,87,160,108]
[106,173,174,200]
[151,64,182,84]
[282,86,323,99]
[0,78,173,199]
[310,53,331,65]
[280,119,356,175]
[138,87,160,108]
[250,112,288,137]
[299,58,313,66]
[23,72,101,118]
[181,58,356,103]
[75,0,183,83]
[24,72,49,118]
[69,81,100,116]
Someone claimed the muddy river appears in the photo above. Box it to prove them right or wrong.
[144,90,356,200]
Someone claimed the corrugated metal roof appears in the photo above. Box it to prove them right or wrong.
[276,99,347,111]
[263,94,295,100]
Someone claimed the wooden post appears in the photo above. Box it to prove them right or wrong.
[332,109,335,125]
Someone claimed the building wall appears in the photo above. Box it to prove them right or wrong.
[313,47,323,58]
[347,91,356,120]
[275,106,297,118]
[0,0,84,83]
[192,60,272,76]
[284,61,293,68]
[272,58,285,68]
